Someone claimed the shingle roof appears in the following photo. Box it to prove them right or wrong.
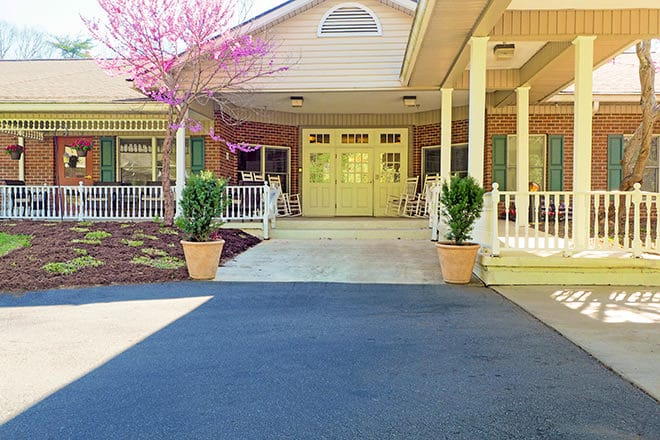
[0,59,147,103]
[562,51,660,96]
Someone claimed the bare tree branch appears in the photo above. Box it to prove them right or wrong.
[620,39,660,190]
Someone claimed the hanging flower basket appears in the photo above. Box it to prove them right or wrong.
[68,138,93,157]
[5,144,24,160]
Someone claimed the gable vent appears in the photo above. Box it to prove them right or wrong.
[318,3,382,37]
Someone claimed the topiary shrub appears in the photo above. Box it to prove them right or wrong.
[175,170,228,242]
[440,175,485,245]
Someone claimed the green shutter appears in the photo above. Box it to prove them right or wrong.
[547,135,564,191]
[492,135,507,190]
[99,137,116,182]
[190,137,205,174]
[607,135,624,190]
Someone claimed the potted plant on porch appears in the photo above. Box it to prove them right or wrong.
[436,175,485,284]
[175,170,229,280]
[5,144,24,160]
[68,138,93,157]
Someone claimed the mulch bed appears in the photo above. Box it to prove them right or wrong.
[0,220,261,295]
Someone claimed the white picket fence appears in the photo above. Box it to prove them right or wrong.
[430,183,659,257]
[0,182,275,238]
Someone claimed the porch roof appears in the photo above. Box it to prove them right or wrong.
[402,0,660,106]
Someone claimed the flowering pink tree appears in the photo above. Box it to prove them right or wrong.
[84,0,286,224]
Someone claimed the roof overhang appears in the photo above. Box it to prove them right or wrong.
[402,0,660,106]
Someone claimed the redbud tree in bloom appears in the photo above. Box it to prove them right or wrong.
[84,0,286,224]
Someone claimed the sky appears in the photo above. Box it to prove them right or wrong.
[3,0,287,38]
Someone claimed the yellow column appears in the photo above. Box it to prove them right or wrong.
[516,86,530,227]
[468,36,488,186]
[440,88,453,182]
[573,36,596,249]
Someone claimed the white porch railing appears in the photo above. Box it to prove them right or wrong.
[0,183,275,239]
[430,183,659,258]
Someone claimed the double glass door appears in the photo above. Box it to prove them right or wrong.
[303,129,407,216]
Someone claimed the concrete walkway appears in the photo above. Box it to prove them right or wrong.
[218,238,660,401]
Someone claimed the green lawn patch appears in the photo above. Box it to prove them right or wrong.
[0,232,32,257]
[43,255,104,275]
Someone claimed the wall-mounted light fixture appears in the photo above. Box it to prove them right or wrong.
[493,43,515,60]
[403,96,417,107]
[290,96,304,107]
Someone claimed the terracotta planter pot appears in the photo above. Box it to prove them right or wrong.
[436,242,480,284]
[181,239,225,280]
[9,150,22,160]
[77,150,88,157]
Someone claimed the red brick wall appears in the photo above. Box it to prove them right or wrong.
[0,134,56,185]
[4,112,660,193]
[412,120,470,176]
[212,112,300,193]
[485,113,660,191]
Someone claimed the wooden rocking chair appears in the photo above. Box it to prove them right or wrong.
[385,176,419,216]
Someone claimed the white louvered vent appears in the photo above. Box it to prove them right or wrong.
[318,3,382,37]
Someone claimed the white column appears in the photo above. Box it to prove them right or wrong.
[516,86,530,227]
[572,36,596,249]
[175,122,187,215]
[17,135,25,181]
[468,36,489,186]
[440,88,453,182]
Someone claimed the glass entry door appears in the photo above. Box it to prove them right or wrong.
[57,137,94,186]
[335,150,373,216]
[303,149,334,216]
[302,129,408,217]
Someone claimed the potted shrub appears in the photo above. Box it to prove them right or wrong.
[5,144,24,160]
[436,175,485,284]
[175,170,229,280]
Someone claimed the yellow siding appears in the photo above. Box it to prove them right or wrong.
[252,0,413,90]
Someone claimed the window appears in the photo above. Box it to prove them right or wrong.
[492,135,548,191]
[118,137,193,185]
[421,144,468,180]
[505,135,546,191]
[237,146,291,192]
[318,4,382,37]
[309,133,330,144]
[341,133,369,144]
[621,135,659,192]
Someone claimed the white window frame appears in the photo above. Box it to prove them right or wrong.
[117,136,191,184]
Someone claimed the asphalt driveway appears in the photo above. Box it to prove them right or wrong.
[0,281,658,439]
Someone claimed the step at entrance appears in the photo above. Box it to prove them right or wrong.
[270,218,431,240]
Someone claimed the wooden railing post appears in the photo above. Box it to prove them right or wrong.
[632,183,643,257]
[491,183,501,256]
[262,184,271,240]
[78,182,85,221]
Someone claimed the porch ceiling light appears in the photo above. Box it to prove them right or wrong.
[403,96,417,107]
[493,43,515,60]
[290,96,304,107]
